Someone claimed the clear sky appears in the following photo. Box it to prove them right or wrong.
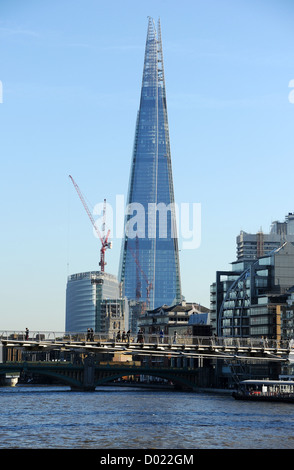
[1,0,294,331]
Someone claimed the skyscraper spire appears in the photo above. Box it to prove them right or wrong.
[119,18,181,309]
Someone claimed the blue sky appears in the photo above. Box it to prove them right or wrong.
[1,0,294,331]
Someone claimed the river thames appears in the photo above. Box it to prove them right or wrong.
[0,385,293,449]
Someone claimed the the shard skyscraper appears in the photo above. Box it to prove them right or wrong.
[119,18,181,310]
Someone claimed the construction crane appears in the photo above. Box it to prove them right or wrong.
[69,175,112,272]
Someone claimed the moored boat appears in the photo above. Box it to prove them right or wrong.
[232,379,294,403]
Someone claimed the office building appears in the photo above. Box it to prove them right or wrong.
[119,17,182,310]
[237,212,294,260]
[65,271,124,334]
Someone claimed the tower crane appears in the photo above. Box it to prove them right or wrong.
[69,175,112,272]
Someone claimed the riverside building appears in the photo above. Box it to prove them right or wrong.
[119,17,182,310]
[210,242,294,341]
[138,301,211,340]
[65,271,125,335]
[281,286,294,342]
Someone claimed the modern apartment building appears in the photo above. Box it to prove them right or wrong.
[119,18,182,310]
[281,287,294,342]
[211,242,294,340]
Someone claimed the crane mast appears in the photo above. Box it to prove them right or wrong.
[69,175,112,272]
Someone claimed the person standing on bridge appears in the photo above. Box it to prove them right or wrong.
[137,329,144,344]
[173,331,177,344]
[25,328,29,341]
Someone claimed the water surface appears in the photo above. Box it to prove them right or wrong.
[0,385,293,449]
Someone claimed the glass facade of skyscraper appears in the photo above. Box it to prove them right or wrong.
[119,18,181,309]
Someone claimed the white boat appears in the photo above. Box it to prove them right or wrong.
[232,379,294,403]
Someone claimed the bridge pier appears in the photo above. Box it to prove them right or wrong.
[71,355,96,392]
[71,385,96,392]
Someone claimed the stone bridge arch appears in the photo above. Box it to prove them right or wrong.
[0,362,199,391]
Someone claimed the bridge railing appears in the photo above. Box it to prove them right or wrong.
[140,334,290,350]
[0,330,291,350]
[0,331,66,342]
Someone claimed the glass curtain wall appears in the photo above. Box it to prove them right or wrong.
[119,18,181,309]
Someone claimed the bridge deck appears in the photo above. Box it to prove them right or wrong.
[1,332,293,391]
[0,332,292,362]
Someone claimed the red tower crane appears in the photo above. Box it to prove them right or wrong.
[69,175,112,272]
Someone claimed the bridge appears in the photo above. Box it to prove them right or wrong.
[0,331,293,391]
